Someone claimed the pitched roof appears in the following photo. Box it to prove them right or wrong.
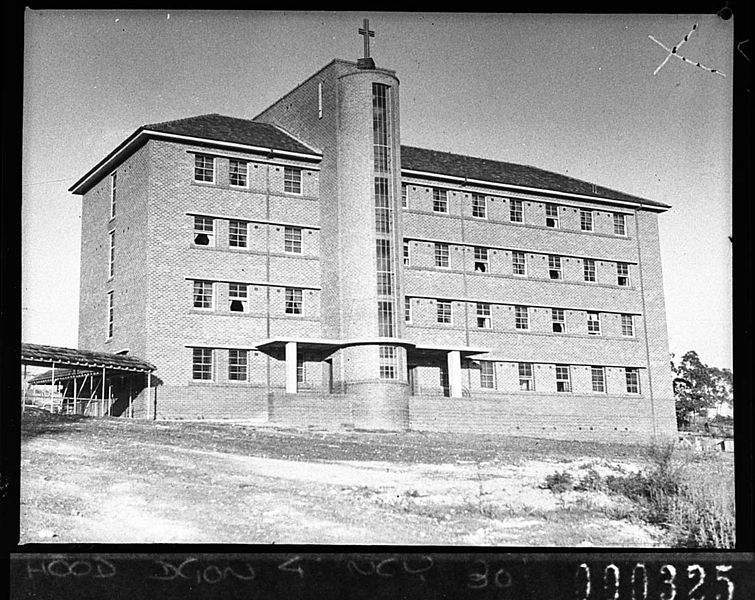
[400,145,669,209]
[143,114,318,155]
[21,343,156,372]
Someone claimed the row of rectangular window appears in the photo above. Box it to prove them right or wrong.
[193,154,303,194]
[193,216,305,253]
[477,362,640,394]
[192,280,304,314]
[403,185,628,236]
[192,347,310,382]
[405,299,634,337]
[422,242,631,286]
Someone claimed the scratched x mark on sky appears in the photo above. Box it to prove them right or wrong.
[648,23,726,77]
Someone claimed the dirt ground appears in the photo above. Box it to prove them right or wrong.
[18,410,670,546]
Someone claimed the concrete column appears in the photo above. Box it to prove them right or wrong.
[448,350,462,398]
[285,342,298,394]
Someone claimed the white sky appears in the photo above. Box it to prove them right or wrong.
[22,10,733,369]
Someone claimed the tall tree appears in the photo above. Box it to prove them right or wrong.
[671,350,733,427]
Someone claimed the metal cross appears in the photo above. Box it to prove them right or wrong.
[649,23,725,77]
[358,18,375,59]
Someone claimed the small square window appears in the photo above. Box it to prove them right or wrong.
[229,159,247,187]
[193,216,214,246]
[284,227,302,253]
[437,300,452,324]
[285,288,302,314]
[433,188,448,213]
[194,155,214,183]
[510,199,523,223]
[284,167,302,194]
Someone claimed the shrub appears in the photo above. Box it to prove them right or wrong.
[543,470,574,494]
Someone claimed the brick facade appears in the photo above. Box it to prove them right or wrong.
[71,58,676,442]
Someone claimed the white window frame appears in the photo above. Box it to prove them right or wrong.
[512,251,527,277]
[193,216,215,247]
[284,226,303,254]
[621,314,634,337]
[625,367,641,394]
[229,283,248,313]
[476,302,491,329]
[283,167,302,194]
[228,349,248,382]
[591,366,606,393]
[432,188,448,213]
[587,311,601,335]
[193,280,214,310]
[285,287,303,315]
[518,362,534,391]
[404,297,412,323]
[583,258,596,282]
[192,347,214,381]
[403,242,410,266]
[617,262,631,287]
[108,230,115,279]
[434,243,449,268]
[110,172,117,219]
[552,308,566,333]
[471,194,487,218]
[229,159,248,188]
[229,220,249,249]
[106,291,114,339]
[509,199,523,223]
[545,203,559,228]
[401,183,408,208]
[613,213,627,236]
[515,305,529,330]
[437,300,452,325]
[194,154,215,183]
[480,360,496,389]
[379,345,398,380]
[556,364,571,392]
[580,209,594,232]
[473,247,489,273]
[548,255,562,280]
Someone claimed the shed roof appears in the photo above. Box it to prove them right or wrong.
[21,343,156,372]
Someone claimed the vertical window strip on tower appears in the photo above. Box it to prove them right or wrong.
[372,83,390,172]
[377,301,395,337]
[108,230,115,279]
[379,345,398,379]
[106,291,114,339]
[374,177,392,234]
[110,172,117,219]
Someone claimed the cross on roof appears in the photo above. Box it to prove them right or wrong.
[358,18,375,59]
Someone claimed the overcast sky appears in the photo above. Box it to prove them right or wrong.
[22,10,733,369]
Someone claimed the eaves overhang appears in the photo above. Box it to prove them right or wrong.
[68,128,323,196]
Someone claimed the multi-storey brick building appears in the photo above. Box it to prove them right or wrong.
[69,53,677,442]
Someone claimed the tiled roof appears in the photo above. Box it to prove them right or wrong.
[400,145,669,209]
[21,343,156,372]
[142,114,319,156]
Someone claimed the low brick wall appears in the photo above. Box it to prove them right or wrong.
[154,384,269,420]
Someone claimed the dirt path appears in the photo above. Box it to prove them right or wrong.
[19,415,669,546]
